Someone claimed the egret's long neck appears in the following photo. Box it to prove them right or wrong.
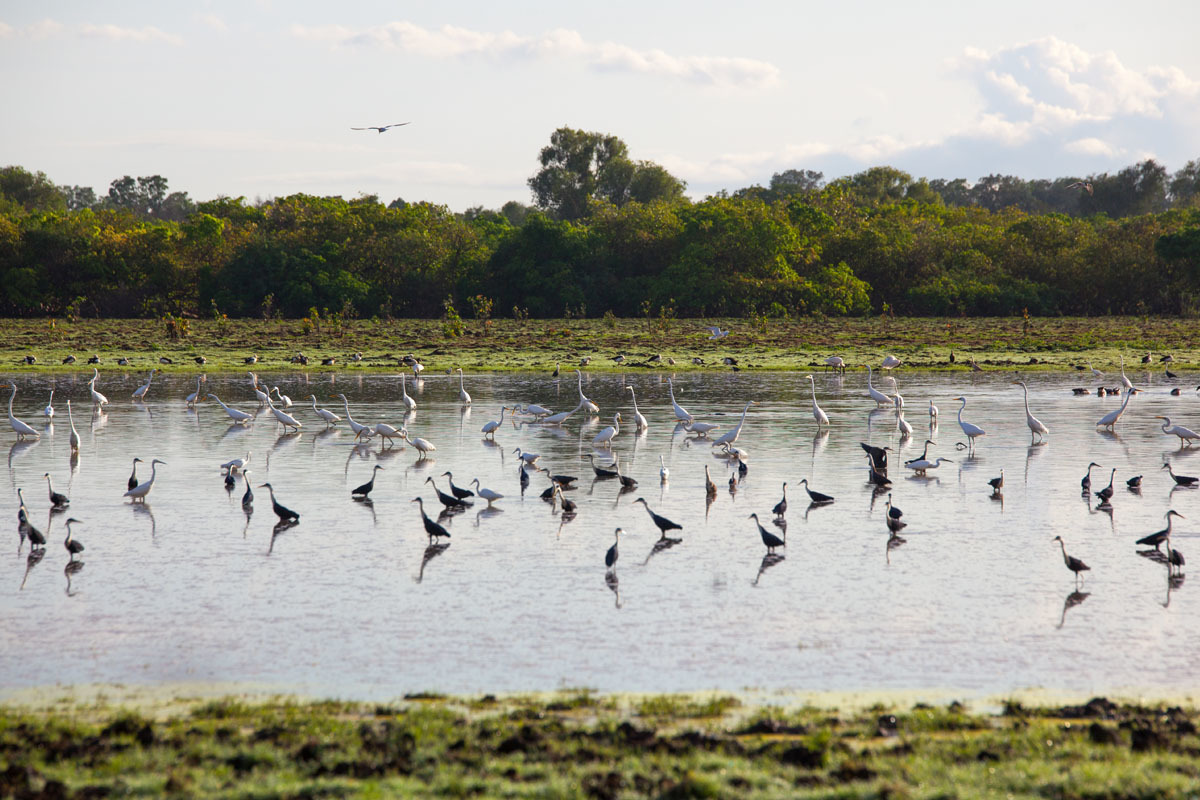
[1022,385,1031,414]
[957,399,966,421]
[7,386,15,415]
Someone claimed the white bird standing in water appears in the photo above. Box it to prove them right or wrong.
[626,386,649,431]
[805,375,829,427]
[712,401,758,447]
[2,384,39,440]
[42,389,54,418]
[953,396,986,452]
[88,369,108,407]
[207,394,252,424]
[667,377,691,423]
[185,376,205,407]
[308,395,340,426]
[1156,416,1200,446]
[592,413,622,448]
[123,459,166,502]
[400,372,417,411]
[864,366,891,408]
[1013,381,1049,443]
[66,400,80,452]
[456,368,471,405]
[574,369,599,414]
[132,369,157,400]
[659,455,669,483]
[337,394,370,440]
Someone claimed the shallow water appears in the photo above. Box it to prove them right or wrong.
[1,368,1197,699]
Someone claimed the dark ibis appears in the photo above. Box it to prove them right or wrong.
[352,465,384,498]
[258,483,299,522]
[634,498,682,537]
[772,482,788,518]
[127,457,143,491]
[1163,463,1199,487]
[1095,468,1117,501]
[43,473,68,507]
[584,454,618,478]
[605,528,622,570]
[63,518,84,561]
[412,497,450,541]
[1137,510,1184,552]
[799,478,834,504]
[988,469,1004,494]
[425,475,468,508]
[441,471,475,500]
[1081,461,1100,492]
[749,513,785,553]
[241,470,254,508]
[1053,535,1090,583]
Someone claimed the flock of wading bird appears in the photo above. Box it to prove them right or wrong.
[2,347,1192,589]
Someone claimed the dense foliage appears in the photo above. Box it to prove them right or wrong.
[2,130,1199,319]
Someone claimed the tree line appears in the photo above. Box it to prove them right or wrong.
[2,127,1199,320]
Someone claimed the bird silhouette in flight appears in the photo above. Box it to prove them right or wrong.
[351,123,411,133]
[1067,181,1093,195]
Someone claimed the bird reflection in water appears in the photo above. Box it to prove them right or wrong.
[19,548,44,589]
[989,491,1004,511]
[267,519,299,555]
[605,571,622,609]
[131,503,156,539]
[69,449,80,474]
[415,542,450,583]
[642,535,682,566]
[354,497,378,526]
[64,559,84,596]
[1057,590,1090,628]
[753,553,785,586]
[9,439,39,468]
[885,532,906,564]
[473,506,503,528]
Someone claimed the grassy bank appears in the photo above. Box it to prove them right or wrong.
[2,692,1198,798]
[2,316,1199,375]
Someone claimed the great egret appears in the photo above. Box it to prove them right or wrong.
[823,356,846,374]
[373,422,403,447]
[401,428,436,457]
[666,377,691,423]
[88,370,108,407]
[896,408,912,437]
[805,376,830,427]
[400,373,417,411]
[1012,381,1049,443]
[248,372,269,405]
[524,403,552,419]
[605,528,623,570]
[67,400,80,452]
[712,401,757,447]
[265,396,302,432]
[481,407,508,439]
[271,387,293,408]
[259,482,300,521]
[953,397,986,451]
[470,478,503,507]
[881,355,902,370]
[1162,463,1199,487]
[308,395,341,426]
[186,377,205,407]
[513,448,540,465]
[928,400,938,420]
[337,394,370,440]
[1157,416,1200,446]
[43,473,68,507]
[127,457,142,491]
[124,459,166,503]
[799,478,834,504]
[704,326,729,340]
[864,366,891,408]
[221,452,250,474]
[132,369,157,400]
[684,420,720,438]
[208,394,253,424]
[411,497,450,541]
[574,369,599,414]
[1096,389,1132,430]
[633,497,682,537]
[773,483,788,517]
[625,386,649,431]
[906,456,953,476]
[1118,356,1135,392]
[541,400,583,426]
[456,368,471,405]
[1053,536,1090,582]
[749,513,785,553]
[351,465,384,498]
[1089,361,1103,378]
[1,384,40,440]
[659,455,669,483]
[63,518,84,561]
[592,413,622,448]
[1137,510,1185,552]
[42,389,54,418]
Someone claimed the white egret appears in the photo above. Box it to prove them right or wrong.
[207,394,253,424]
[42,389,54,418]
[541,400,584,426]
[337,394,370,440]
[1,384,40,440]
[221,452,250,473]
[456,368,471,405]
[574,369,599,414]
[823,356,846,374]
[666,377,691,423]
[248,372,270,405]
[1119,356,1135,392]
[704,326,729,340]
[185,377,205,407]
[1089,361,1103,378]
[470,478,503,507]
[684,420,720,437]
[124,458,166,503]
[896,408,912,437]
[1096,389,1132,431]
[907,456,953,475]
[864,366,891,408]
[264,396,302,432]
[881,355,902,370]
[592,413,622,448]
[400,373,417,411]
[712,401,758,447]
[524,403,552,419]
[66,400,80,452]
[659,455,669,483]
[513,447,540,465]
[1013,381,1049,443]
[626,386,649,431]
[373,422,403,447]
[481,407,508,439]
[953,396,986,451]
[132,369,157,400]
[1157,416,1200,446]
[805,375,829,427]
[400,428,436,457]
[928,399,939,420]
[308,395,340,426]
[271,386,293,408]
[88,370,108,407]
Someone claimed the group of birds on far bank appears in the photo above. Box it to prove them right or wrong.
[6,348,1194,599]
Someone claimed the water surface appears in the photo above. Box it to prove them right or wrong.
[1,368,1197,698]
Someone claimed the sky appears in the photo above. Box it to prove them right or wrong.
[3,0,1199,212]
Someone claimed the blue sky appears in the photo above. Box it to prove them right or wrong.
[3,1,1199,211]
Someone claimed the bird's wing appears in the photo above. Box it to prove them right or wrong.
[350,127,371,130]
[384,122,411,129]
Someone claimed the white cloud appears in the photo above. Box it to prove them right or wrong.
[197,14,227,32]
[24,18,64,39]
[289,21,780,89]
[80,23,183,46]
[1064,137,1117,157]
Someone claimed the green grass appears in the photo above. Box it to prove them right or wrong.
[2,315,1200,375]
[2,694,1199,798]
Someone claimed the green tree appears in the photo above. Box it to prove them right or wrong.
[0,166,66,213]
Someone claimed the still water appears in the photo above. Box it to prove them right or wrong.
[1,368,1197,699]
